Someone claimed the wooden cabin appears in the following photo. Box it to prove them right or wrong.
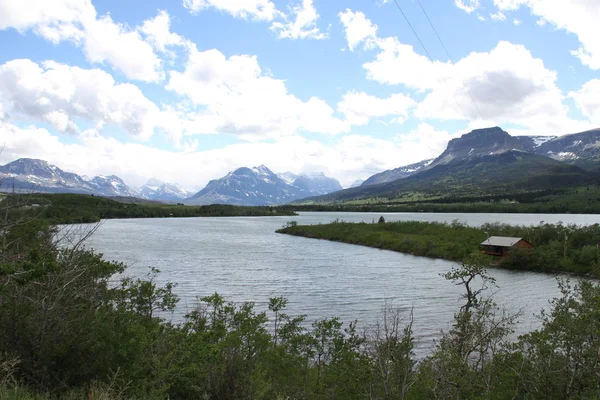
[480,236,533,257]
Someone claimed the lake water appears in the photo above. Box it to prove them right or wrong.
[81,212,600,352]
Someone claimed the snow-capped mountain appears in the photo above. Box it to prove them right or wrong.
[86,175,138,197]
[0,158,91,192]
[361,159,434,186]
[277,172,299,185]
[428,127,600,169]
[357,127,600,189]
[187,165,342,206]
[277,171,343,196]
[534,128,600,163]
[0,158,138,197]
[139,178,191,202]
[291,172,343,195]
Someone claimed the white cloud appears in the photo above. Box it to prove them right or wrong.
[412,42,576,131]
[139,10,184,53]
[184,0,326,40]
[337,91,415,125]
[0,0,93,32]
[339,9,378,51]
[513,19,522,25]
[478,14,487,21]
[493,0,600,69]
[0,59,170,140]
[340,10,592,135]
[394,123,460,160]
[455,0,481,14]
[80,14,163,82]
[182,0,280,21]
[166,45,349,138]
[490,12,507,21]
[569,79,600,124]
[270,0,326,40]
[0,120,453,189]
[0,0,168,82]
[361,36,440,89]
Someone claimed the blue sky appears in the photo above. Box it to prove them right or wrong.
[0,0,598,189]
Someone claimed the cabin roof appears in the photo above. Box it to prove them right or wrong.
[480,236,526,247]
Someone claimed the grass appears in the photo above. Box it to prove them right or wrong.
[277,219,600,278]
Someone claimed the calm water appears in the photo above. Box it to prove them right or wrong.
[81,212,600,351]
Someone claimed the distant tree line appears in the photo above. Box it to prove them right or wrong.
[3,193,296,224]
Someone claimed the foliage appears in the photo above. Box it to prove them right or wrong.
[278,219,600,278]
[4,193,297,224]
[287,185,600,214]
[2,195,600,399]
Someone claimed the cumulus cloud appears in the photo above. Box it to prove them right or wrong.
[455,0,481,14]
[270,0,326,40]
[569,79,600,124]
[0,121,454,189]
[0,59,175,140]
[166,45,349,138]
[139,10,184,53]
[339,9,378,51]
[337,91,415,125]
[184,0,326,40]
[182,0,280,21]
[339,9,590,135]
[490,12,507,21]
[0,1,186,81]
[0,0,93,33]
[493,0,600,69]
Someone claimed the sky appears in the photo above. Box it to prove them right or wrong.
[0,0,598,191]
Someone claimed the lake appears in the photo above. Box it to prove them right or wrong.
[81,212,600,352]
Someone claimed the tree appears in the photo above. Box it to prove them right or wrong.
[415,253,520,399]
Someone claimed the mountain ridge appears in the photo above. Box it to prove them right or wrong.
[186,165,342,206]
[299,127,600,204]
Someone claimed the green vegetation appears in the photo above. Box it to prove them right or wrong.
[292,151,600,214]
[3,193,296,224]
[278,219,600,278]
[288,185,600,214]
[2,196,600,399]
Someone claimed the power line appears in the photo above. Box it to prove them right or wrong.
[390,0,469,121]
[415,0,485,120]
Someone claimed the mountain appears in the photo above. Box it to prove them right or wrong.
[430,127,549,168]
[187,166,342,206]
[87,175,138,197]
[534,128,600,170]
[139,178,191,202]
[187,165,297,206]
[277,172,299,185]
[298,127,600,204]
[0,158,91,193]
[349,179,364,188]
[290,172,342,196]
[0,158,138,197]
[362,159,434,186]
[277,171,343,195]
[359,127,557,188]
